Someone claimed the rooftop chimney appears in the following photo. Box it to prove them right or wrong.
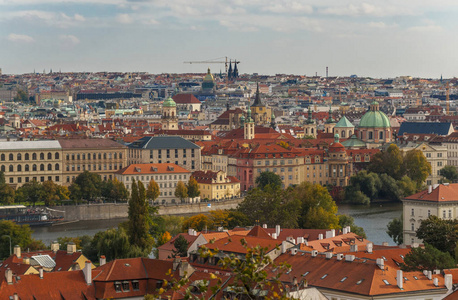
[433,277,439,286]
[427,271,432,280]
[336,253,344,261]
[376,258,384,270]
[350,244,358,252]
[345,255,355,262]
[5,268,12,284]
[342,227,348,234]
[13,294,18,300]
[445,274,453,290]
[275,225,281,237]
[281,241,288,254]
[433,183,440,190]
[397,270,403,290]
[39,268,43,279]
[346,226,351,233]
[366,243,373,253]
[382,242,389,246]
[51,241,59,252]
[188,228,194,235]
[83,261,92,285]
[13,245,21,258]
[23,257,30,265]
[173,258,180,271]
[67,242,76,254]
[412,243,419,248]
[311,250,318,257]
[100,255,106,266]
[297,237,304,244]
[428,185,433,194]
[330,229,335,238]
[325,252,333,259]
[272,233,277,239]
[291,248,298,255]
[318,234,323,240]
[262,224,267,229]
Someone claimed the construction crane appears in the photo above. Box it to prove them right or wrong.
[184,57,240,73]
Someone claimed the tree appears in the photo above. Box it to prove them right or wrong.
[255,171,282,190]
[397,175,417,196]
[127,180,153,253]
[15,180,45,205]
[42,180,70,206]
[386,216,403,245]
[0,220,37,259]
[237,186,301,228]
[416,216,458,255]
[172,235,189,257]
[57,236,83,250]
[378,173,403,201]
[209,209,230,229]
[338,214,366,238]
[101,178,129,202]
[0,171,5,184]
[186,176,200,198]
[0,183,15,205]
[227,210,250,229]
[146,179,160,202]
[440,165,458,182]
[174,181,188,203]
[346,170,382,200]
[403,149,432,188]
[182,214,211,232]
[402,244,455,272]
[14,89,29,103]
[69,171,103,202]
[368,144,404,179]
[294,182,339,229]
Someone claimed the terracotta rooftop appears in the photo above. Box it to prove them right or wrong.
[404,183,458,202]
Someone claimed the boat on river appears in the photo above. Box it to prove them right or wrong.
[0,205,64,226]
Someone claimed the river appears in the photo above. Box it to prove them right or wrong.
[32,202,403,246]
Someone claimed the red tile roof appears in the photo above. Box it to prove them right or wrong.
[404,183,458,202]
[116,163,191,175]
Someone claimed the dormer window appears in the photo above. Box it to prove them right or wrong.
[114,282,122,292]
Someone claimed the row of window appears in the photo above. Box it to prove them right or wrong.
[257,159,294,166]
[8,176,60,184]
[1,163,60,172]
[66,152,123,161]
[425,152,443,158]
[125,174,188,182]
[1,152,59,161]
[150,149,196,159]
[114,280,139,293]
[66,164,122,172]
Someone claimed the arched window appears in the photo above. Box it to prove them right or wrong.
[48,153,52,159]
[25,164,29,171]
[17,165,22,172]
[93,153,96,160]
[98,153,101,160]
[9,165,13,172]
[368,131,373,140]
[40,153,44,160]
[55,163,59,170]
[40,164,44,171]
[114,153,117,159]
[32,164,37,171]
[0,154,4,161]
[0,165,4,172]
[32,153,37,160]
[360,132,363,139]
[119,152,123,159]
[17,153,22,160]
[103,153,107,159]
[55,152,59,159]
[9,154,13,161]
[47,164,52,171]
[341,130,346,138]
[379,131,383,140]
[25,153,29,160]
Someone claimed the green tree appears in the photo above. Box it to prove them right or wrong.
[174,181,188,203]
[128,179,153,253]
[402,244,456,272]
[294,182,339,229]
[101,178,129,202]
[0,171,5,184]
[15,180,45,205]
[186,176,200,198]
[227,210,250,229]
[14,89,29,103]
[397,175,417,196]
[255,171,282,190]
[440,165,458,182]
[403,149,432,188]
[416,216,458,255]
[237,186,301,228]
[0,183,15,205]
[346,170,382,200]
[0,220,39,259]
[378,173,403,201]
[146,179,160,202]
[386,216,403,245]
[338,215,366,238]
[69,171,103,202]
[57,236,82,250]
[182,214,211,232]
[172,234,189,258]
[42,180,70,206]
[368,144,404,179]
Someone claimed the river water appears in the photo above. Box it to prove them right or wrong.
[32,202,403,246]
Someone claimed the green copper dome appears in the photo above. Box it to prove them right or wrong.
[359,102,390,128]
[163,97,176,107]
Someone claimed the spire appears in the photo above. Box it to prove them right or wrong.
[307,106,313,124]
[326,105,335,123]
[233,61,238,78]
[228,60,233,80]
[252,82,263,107]
[271,111,276,129]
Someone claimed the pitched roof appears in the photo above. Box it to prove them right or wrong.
[172,93,201,104]
[58,138,126,149]
[116,163,191,175]
[205,235,280,254]
[128,135,200,149]
[247,226,273,239]
[157,233,201,252]
[334,116,355,128]
[404,183,458,202]
[398,122,453,136]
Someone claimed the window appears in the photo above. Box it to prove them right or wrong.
[132,280,139,291]
[449,210,452,218]
[411,208,414,216]
[114,282,122,292]
[438,162,443,167]
[25,153,29,160]
[17,165,22,172]
[40,164,44,171]
[32,164,37,171]
[1,154,4,161]
[9,154,13,161]
[55,164,59,170]
[32,153,37,160]
[443,210,446,218]
[48,164,52,171]
[9,165,13,172]
[379,131,383,139]
[47,153,52,159]
[25,164,29,171]
[411,223,414,231]
[40,153,44,160]
[55,152,59,160]
[428,210,431,217]
[368,131,373,140]
[17,153,21,161]
[122,281,130,291]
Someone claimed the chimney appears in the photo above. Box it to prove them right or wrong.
[51,241,59,252]
[346,226,351,233]
[325,231,331,239]
[311,250,318,257]
[445,274,453,290]
[13,245,21,258]
[350,244,358,252]
[330,229,335,238]
[325,252,333,259]
[173,258,180,271]
[281,241,288,254]
[188,228,194,235]
[397,270,403,289]
[13,294,18,300]
[428,185,433,193]
[433,183,440,190]
[291,248,298,255]
[179,261,189,277]
[83,261,92,285]
[99,255,106,266]
[412,243,419,248]
[366,243,373,253]
[382,242,389,246]
[345,255,355,262]
[297,237,304,244]
[39,267,43,279]
[262,224,267,229]
[5,268,12,284]
[427,271,432,280]
[318,234,323,240]
[342,227,348,234]
[67,242,76,254]
[272,233,277,239]
[433,277,439,287]
[71,262,80,271]
[23,257,30,264]
[275,225,281,237]
[376,258,384,270]
[336,253,344,261]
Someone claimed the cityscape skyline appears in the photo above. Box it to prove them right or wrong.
[1,0,458,78]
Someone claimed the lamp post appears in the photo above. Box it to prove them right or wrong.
[2,235,11,256]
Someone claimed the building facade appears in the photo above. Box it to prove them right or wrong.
[192,170,240,200]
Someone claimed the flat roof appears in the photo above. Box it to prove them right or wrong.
[0,140,62,150]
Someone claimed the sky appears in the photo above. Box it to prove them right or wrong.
[1,0,458,78]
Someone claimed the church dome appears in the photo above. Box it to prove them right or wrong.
[203,68,214,82]
[163,97,176,107]
[359,101,390,128]
[329,134,346,153]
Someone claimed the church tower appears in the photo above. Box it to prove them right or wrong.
[303,106,316,138]
[162,97,178,130]
[251,83,271,126]
[324,105,336,134]
[244,108,255,140]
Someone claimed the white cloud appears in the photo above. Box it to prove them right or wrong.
[7,33,35,43]
[262,1,313,14]
[116,13,133,24]
[59,34,80,46]
[2,10,86,28]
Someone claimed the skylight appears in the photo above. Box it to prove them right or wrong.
[340,277,347,282]
[321,274,328,279]
[356,279,364,285]
[382,279,390,285]
[302,272,309,277]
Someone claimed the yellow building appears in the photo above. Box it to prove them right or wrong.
[192,170,240,200]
